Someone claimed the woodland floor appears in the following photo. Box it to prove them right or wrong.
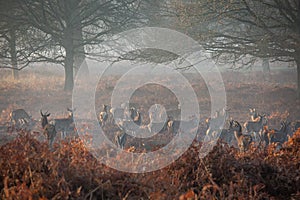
[0,68,299,199]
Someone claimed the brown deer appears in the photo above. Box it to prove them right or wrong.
[249,108,260,122]
[266,121,291,145]
[232,120,252,152]
[130,107,142,126]
[40,110,56,148]
[115,130,127,149]
[50,108,75,139]
[99,105,109,127]
[9,109,31,128]
[244,114,267,142]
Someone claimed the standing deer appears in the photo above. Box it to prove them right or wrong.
[115,130,127,149]
[244,114,268,142]
[50,108,75,139]
[232,120,252,152]
[205,108,228,130]
[40,110,56,148]
[166,116,175,134]
[99,105,109,127]
[266,121,291,145]
[205,108,229,138]
[294,121,300,132]
[112,102,130,121]
[130,107,142,126]
[218,120,236,145]
[249,108,260,122]
[9,109,31,128]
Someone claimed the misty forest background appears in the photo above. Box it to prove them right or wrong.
[0,0,300,97]
[1,1,300,199]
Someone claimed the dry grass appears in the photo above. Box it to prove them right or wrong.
[0,68,299,199]
[0,129,300,199]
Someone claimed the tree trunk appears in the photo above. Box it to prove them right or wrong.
[262,58,270,73]
[64,47,74,91]
[73,25,89,78]
[73,1,89,78]
[262,58,270,81]
[296,57,300,99]
[64,28,74,91]
[9,28,19,80]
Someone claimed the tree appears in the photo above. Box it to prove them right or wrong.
[14,0,142,91]
[173,0,300,98]
[0,23,20,79]
[0,1,40,79]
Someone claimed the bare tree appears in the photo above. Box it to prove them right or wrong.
[0,1,44,79]
[173,0,300,98]
[12,0,142,91]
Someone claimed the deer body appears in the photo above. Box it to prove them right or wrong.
[50,108,75,139]
[115,130,127,149]
[267,121,290,145]
[218,120,237,145]
[249,108,260,122]
[130,107,142,126]
[233,120,252,152]
[99,105,109,127]
[294,122,300,132]
[244,114,267,142]
[40,110,56,148]
[10,109,31,128]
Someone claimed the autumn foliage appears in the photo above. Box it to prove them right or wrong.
[0,69,300,199]
[0,129,299,199]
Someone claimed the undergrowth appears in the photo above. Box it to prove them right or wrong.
[0,130,300,199]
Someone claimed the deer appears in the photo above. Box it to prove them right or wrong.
[109,103,129,124]
[40,110,57,148]
[147,119,168,134]
[205,108,229,139]
[99,105,109,127]
[266,121,291,145]
[232,120,252,152]
[163,115,198,136]
[205,119,237,145]
[50,108,75,139]
[129,107,142,126]
[115,130,127,149]
[207,108,229,129]
[294,121,300,132]
[149,104,168,123]
[243,114,268,142]
[110,107,123,123]
[9,109,32,128]
[218,120,237,145]
[249,108,260,122]
[166,116,175,134]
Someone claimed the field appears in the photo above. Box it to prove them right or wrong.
[0,67,300,199]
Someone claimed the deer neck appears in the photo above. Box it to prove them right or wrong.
[42,118,48,128]
[234,130,242,139]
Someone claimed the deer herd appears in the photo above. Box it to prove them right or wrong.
[7,106,300,152]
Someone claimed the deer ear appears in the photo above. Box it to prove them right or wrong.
[47,113,50,117]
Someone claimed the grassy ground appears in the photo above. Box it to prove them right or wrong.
[0,67,299,199]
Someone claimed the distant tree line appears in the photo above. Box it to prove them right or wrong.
[0,0,299,98]
[0,0,160,90]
